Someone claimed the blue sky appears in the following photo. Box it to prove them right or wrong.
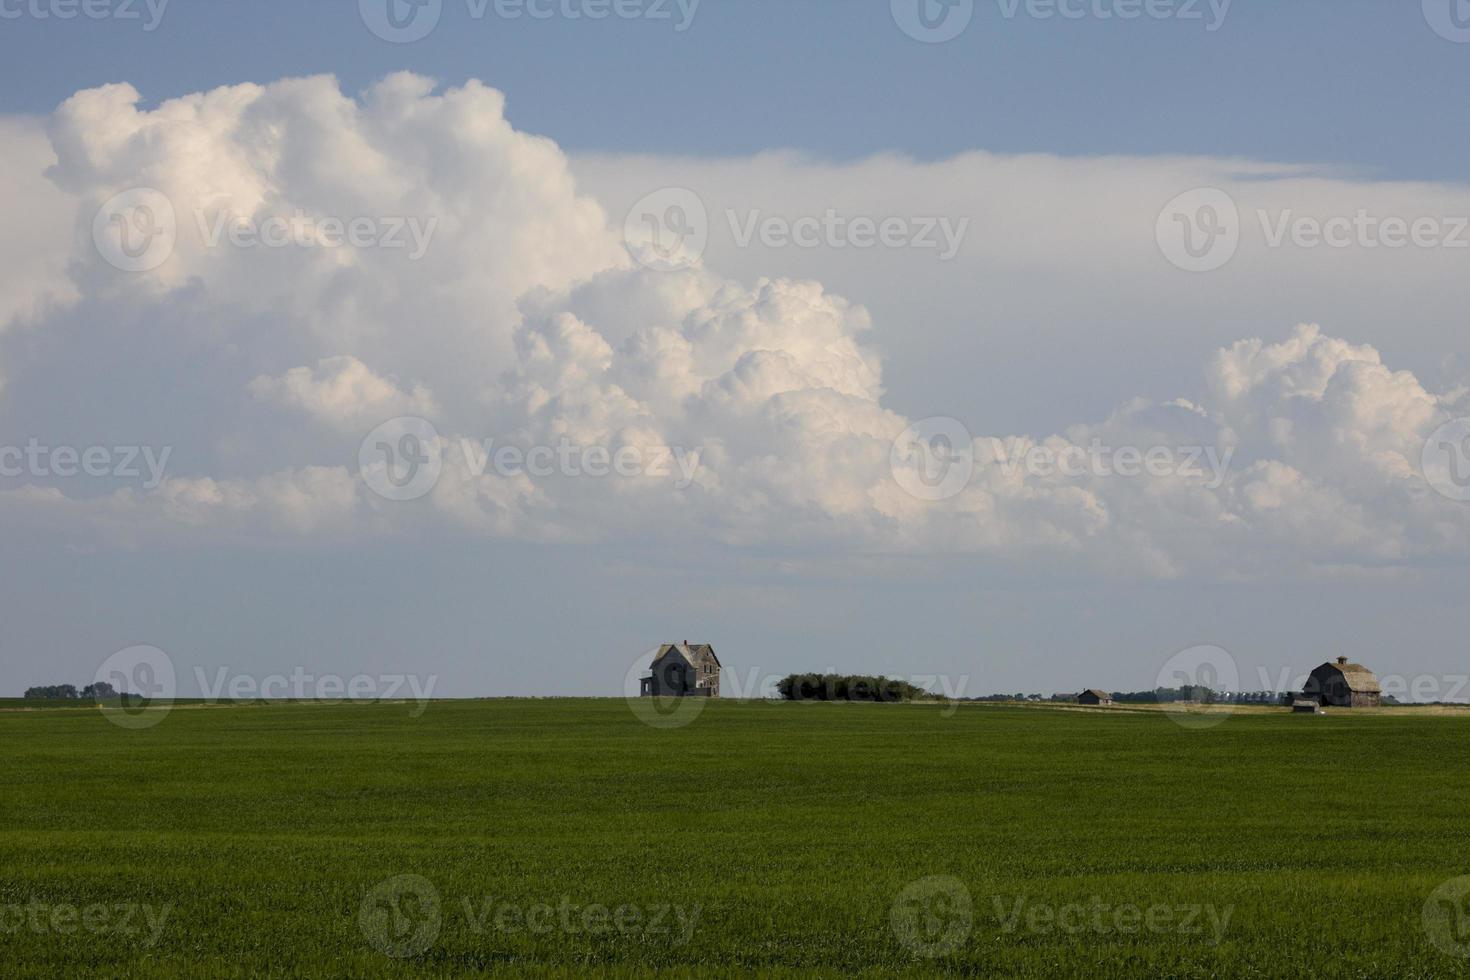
[3,0,1466,177]
[2,0,1469,701]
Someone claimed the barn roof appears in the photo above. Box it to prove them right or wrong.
[1082,689,1111,699]
[1315,660,1382,694]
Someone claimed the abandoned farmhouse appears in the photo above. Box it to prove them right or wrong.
[640,642,721,698]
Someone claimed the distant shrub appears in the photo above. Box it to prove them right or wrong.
[775,674,931,703]
[24,682,118,701]
[24,685,79,700]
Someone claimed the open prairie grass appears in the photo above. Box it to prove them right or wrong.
[1,700,1467,977]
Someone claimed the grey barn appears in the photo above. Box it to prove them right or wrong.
[1301,657,1382,708]
[640,642,721,698]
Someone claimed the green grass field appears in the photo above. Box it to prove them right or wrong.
[2,699,1469,977]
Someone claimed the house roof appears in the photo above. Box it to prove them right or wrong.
[652,643,721,669]
[1081,689,1111,699]
[1314,661,1382,694]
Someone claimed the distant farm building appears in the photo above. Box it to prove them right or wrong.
[640,642,721,698]
[1077,689,1113,706]
[1301,657,1382,708]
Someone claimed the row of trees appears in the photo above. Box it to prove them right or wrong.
[23,682,118,701]
[775,674,933,703]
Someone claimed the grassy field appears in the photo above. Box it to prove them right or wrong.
[2,699,1469,977]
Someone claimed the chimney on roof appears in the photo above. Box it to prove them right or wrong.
[1337,656,1348,666]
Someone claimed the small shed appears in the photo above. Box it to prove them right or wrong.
[1291,700,1321,714]
[1078,689,1113,706]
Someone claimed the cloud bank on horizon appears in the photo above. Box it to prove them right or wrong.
[2,72,1468,578]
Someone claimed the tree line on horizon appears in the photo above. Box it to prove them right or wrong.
[775,674,933,703]
[22,682,119,701]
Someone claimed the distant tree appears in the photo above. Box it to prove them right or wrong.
[24,684,80,700]
[775,674,932,703]
[81,681,118,700]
